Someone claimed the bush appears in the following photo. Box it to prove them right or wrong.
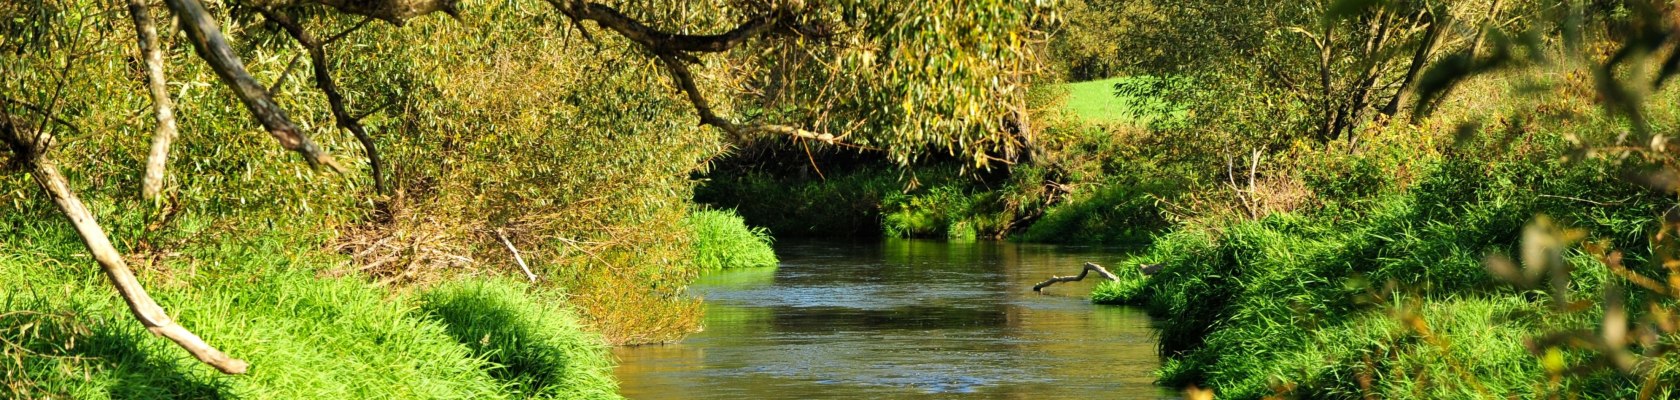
[1018,183,1169,244]
[685,209,778,271]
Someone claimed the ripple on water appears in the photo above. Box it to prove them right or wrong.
[615,239,1174,399]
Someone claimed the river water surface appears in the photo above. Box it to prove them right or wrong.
[613,239,1171,399]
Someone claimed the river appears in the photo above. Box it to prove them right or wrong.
[613,239,1172,399]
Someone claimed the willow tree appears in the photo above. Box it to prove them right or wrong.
[1,0,1053,373]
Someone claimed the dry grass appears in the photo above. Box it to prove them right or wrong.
[332,193,481,288]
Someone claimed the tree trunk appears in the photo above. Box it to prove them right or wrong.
[1381,8,1446,118]
[127,0,179,202]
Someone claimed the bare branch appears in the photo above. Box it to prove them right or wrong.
[241,0,458,25]
[163,0,342,170]
[494,229,537,282]
[258,9,386,192]
[1,112,247,375]
[549,0,779,54]
[1033,262,1123,292]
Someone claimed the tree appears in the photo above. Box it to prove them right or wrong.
[1109,0,1525,145]
[0,0,1054,373]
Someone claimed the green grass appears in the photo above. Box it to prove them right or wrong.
[418,279,622,399]
[0,219,622,399]
[686,209,778,270]
[1061,77,1145,125]
[1087,138,1671,397]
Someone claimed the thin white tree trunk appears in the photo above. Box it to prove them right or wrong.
[127,0,179,201]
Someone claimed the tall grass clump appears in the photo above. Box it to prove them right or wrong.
[685,209,778,270]
[0,224,518,398]
[418,279,622,399]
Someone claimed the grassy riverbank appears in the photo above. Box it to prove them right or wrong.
[0,2,775,396]
[1070,72,1680,397]
[1,218,622,398]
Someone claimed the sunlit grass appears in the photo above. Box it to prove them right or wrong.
[1061,77,1143,125]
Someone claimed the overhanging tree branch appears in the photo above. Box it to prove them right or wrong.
[164,0,342,170]
[242,0,460,25]
[551,0,838,145]
[258,9,387,193]
[548,0,779,53]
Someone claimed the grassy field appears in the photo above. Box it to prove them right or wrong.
[1060,77,1143,125]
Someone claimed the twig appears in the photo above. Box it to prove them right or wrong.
[495,229,537,282]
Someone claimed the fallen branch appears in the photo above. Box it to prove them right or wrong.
[494,229,536,282]
[1,116,247,374]
[1033,262,1121,292]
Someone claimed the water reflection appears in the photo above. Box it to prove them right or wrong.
[614,239,1172,399]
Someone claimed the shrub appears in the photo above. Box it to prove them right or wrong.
[685,209,778,271]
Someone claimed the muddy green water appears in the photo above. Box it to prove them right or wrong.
[613,239,1171,399]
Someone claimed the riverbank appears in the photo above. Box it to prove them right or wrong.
[1077,78,1680,396]
[695,67,1680,397]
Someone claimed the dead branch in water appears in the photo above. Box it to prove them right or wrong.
[1033,262,1121,292]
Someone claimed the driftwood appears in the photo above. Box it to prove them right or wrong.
[1033,262,1122,292]
[2,117,248,374]
[1138,263,1164,276]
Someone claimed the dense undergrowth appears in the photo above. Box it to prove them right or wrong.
[1083,69,1680,397]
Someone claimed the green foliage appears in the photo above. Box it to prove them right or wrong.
[418,279,622,400]
[685,209,778,271]
[1018,183,1168,244]
[697,166,903,237]
[0,225,528,399]
[733,0,1058,166]
[1046,0,1135,80]
[1090,125,1664,397]
[882,186,975,239]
